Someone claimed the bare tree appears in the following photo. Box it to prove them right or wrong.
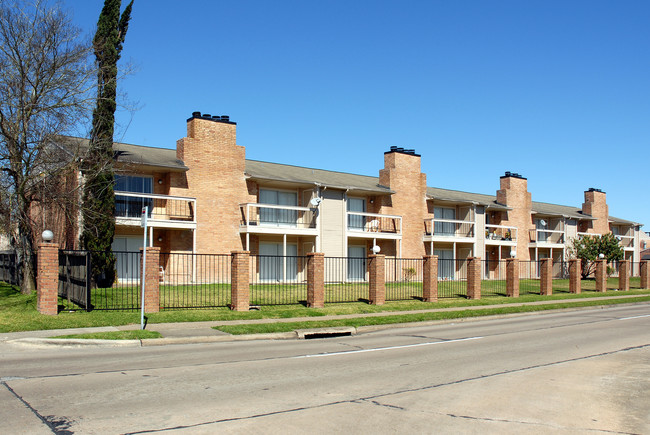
[0,1,96,293]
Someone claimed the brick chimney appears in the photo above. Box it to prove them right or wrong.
[581,188,609,234]
[496,172,533,261]
[379,147,427,258]
[172,112,248,254]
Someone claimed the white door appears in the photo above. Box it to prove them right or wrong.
[347,246,366,280]
[260,190,297,227]
[259,243,297,281]
[434,249,454,279]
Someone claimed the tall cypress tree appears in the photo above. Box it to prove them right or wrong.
[82,0,133,287]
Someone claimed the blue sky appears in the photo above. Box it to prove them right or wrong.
[62,0,648,229]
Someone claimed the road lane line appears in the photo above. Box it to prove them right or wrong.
[618,314,650,321]
[293,336,483,359]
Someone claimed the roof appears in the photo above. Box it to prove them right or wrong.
[57,136,641,225]
[58,136,189,172]
[531,201,592,221]
[245,160,394,195]
[426,187,510,210]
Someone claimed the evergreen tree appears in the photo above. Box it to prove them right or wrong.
[569,233,624,279]
[82,0,133,287]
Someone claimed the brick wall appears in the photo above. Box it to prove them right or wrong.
[618,260,629,291]
[581,190,609,234]
[368,254,385,305]
[467,257,481,299]
[307,253,324,308]
[569,259,581,294]
[595,259,607,292]
[539,257,553,295]
[231,251,250,311]
[379,151,428,258]
[142,247,160,313]
[506,258,519,297]
[423,255,438,302]
[496,175,533,261]
[173,116,249,255]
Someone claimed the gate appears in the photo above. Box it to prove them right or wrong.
[58,250,92,311]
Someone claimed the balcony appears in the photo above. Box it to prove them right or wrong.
[114,192,196,229]
[346,211,402,240]
[616,235,635,249]
[239,203,318,236]
[424,218,475,243]
[530,229,564,245]
[485,224,517,245]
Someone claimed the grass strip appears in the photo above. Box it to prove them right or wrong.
[214,296,650,335]
[51,330,162,340]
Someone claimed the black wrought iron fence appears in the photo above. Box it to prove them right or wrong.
[437,259,468,298]
[90,251,141,310]
[58,250,91,311]
[385,257,423,301]
[0,251,19,286]
[482,259,507,297]
[519,260,541,295]
[323,256,368,303]
[159,252,231,308]
[249,255,309,305]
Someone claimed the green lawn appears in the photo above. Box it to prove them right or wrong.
[2,280,650,333]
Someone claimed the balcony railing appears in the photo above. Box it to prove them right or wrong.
[424,218,475,239]
[347,211,402,236]
[115,192,196,224]
[616,235,634,248]
[485,224,517,242]
[240,203,317,230]
[530,229,564,244]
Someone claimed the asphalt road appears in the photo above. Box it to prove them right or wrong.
[1,304,649,434]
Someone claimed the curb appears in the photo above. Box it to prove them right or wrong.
[7,337,142,348]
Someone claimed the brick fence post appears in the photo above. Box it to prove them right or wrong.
[467,257,481,299]
[506,258,519,297]
[307,253,324,308]
[423,255,438,302]
[641,261,650,289]
[141,247,160,313]
[539,258,553,295]
[231,251,250,311]
[595,259,607,292]
[569,259,581,294]
[37,243,59,315]
[368,254,385,305]
[618,260,629,292]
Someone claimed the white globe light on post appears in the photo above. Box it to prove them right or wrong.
[510,249,516,258]
[42,230,54,243]
[372,245,381,254]
[599,253,605,260]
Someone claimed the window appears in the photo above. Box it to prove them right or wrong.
[347,246,366,280]
[347,198,366,230]
[434,249,454,279]
[259,189,298,227]
[434,207,456,236]
[259,243,297,281]
[114,175,153,218]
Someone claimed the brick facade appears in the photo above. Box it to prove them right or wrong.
[379,151,428,258]
[496,175,533,261]
[37,243,59,315]
[368,254,385,305]
[581,189,609,235]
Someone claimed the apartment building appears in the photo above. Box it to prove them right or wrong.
[57,112,643,282]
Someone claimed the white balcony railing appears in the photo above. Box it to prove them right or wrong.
[347,211,402,236]
[530,229,564,244]
[239,203,317,231]
[616,235,634,249]
[485,224,517,242]
[424,218,474,239]
[115,191,196,225]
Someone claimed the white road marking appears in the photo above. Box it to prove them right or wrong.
[618,314,650,321]
[293,336,483,359]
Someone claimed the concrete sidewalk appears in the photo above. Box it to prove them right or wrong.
[1,294,648,347]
